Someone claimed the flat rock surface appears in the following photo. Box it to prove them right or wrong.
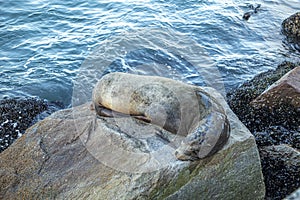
[0,87,265,200]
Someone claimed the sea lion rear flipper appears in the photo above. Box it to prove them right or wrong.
[175,90,230,161]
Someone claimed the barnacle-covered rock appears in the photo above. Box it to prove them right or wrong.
[282,12,300,44]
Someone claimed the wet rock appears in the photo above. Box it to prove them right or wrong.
[227,61,300,139]
[227,61,300,199]
[0,97,47,153]
[253,126,300,149]
[251,67,300,109]
[259,145,300,200]
[282,12,300,42]
[0,87,265,199]
[0,97,64,153]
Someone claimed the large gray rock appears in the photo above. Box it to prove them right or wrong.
[0,87,265,199]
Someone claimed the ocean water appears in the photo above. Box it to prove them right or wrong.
[1,0,300,107]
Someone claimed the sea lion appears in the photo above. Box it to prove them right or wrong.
[92,72,230,161]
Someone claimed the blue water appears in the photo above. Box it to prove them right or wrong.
[1,0,300,107]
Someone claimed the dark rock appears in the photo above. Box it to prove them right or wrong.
[227,61,300,135]
[253,126,300,149]
[259,145,300,200]
[282,12,300,42]
[227,61,300,199]
[251,67,300,109]
[0,97,63,153]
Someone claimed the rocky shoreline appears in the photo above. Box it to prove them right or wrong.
[227,61,300,200]
[0,98,64,153]
[0,12,299,200]
[0,62,298,199]
[225,12,300,199]
[282,12,300,53]
[0,84,265,199]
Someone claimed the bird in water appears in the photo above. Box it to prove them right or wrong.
[243,4,261,20]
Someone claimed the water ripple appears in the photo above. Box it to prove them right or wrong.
[0,0,300,106]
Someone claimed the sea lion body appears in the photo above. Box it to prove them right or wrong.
[93,72,230,161]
